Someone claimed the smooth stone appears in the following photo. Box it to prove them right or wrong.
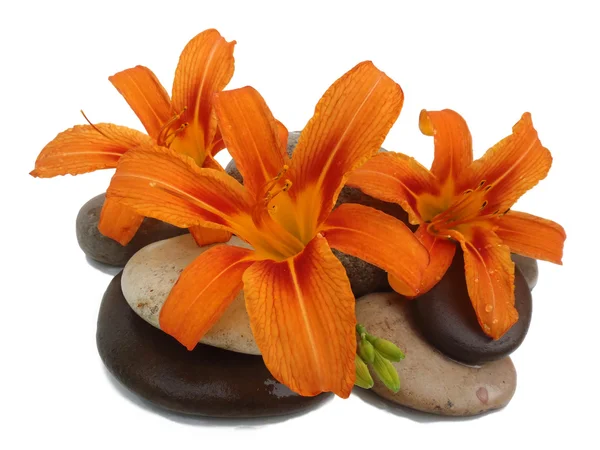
[356,293,517,416]
[225,131,410,297]
[122,234,260,355]
[77,193,188,267]
[512,253,539,290]
[411,251,532,365]
[97,272,331,417]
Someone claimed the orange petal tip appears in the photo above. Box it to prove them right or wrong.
[418,109,434,136]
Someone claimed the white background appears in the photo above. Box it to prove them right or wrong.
[2,1,598,448]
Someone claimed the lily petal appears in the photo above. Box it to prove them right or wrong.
[106,143,253,232]
[463,113,552,215]
[347,152,440,224]
[160,245,255,350]
[389,224,456,297]
[321,204,429,296]
[243,236,356,397]
[209,123,226,156]
[419,109,473,184]
[97,197,144,245]
[170,29,236,162]
[109,65,172,139]
[214,87,287,198]
[189,225,232,246]
[289,61,404,240]
[276,120,290,155]
[30,124,153,178]
[495,210,566,264]
[202,153,225,171]
[452,226,519,340]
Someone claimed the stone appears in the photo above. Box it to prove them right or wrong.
[225,131,410,298]
[77,193,188,267]
[411,252,532,365]
[356,292,517,416]
[122,234,260,355]
[97,272,331,417]
[512,253,539,290]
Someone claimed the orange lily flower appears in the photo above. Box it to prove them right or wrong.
[30,29,235,246]
[348,109,566,340]
[105,61,429,397]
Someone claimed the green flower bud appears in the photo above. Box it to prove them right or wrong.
[356,324,367,339]
[358,339,376,364]
[372,351,400,393]
[354,355,374,389]
[366,335,405,362]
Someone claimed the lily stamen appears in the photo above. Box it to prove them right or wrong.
[261,164,289,197]
[80,110,116,143]
[157,107,187,146]
[163,122,189,147]
[434,185,487,226]
[264,179,293,205]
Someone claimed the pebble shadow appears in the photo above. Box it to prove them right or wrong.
[102,366,333,428]
[86,255,122,276]
[352,387,505,423]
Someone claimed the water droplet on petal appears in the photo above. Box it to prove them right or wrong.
[492,319,499,324]
[149,182,157,188]
[474,278,479,283]
[485,304,493,313]
[483,324,491,333]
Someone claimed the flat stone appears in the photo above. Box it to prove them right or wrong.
[411,251,532,365]
[512,253,539,290]
[356,293,517,416]
[122,234,259,355]
[77,193,188,267]
[225,131,409,297]
[97,272,331,417]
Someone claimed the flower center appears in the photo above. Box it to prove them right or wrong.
[241,166,306,261]
[427,180,506,237]
[156,107,188,148]
[261,165,293,206]
[155,107,209,167]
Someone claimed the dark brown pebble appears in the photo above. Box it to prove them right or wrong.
[512,253,539,290]
[76,193,188,267]
[411,251,532,365]
[96,272,331,418]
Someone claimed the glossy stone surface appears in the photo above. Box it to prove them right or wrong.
[77,193,188,266]
[97,273,331,417]
[356,293,517,416]
[512,253,539,290]
[411,252,532,365]
[225,131,409,297]
[122,234,260,355]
